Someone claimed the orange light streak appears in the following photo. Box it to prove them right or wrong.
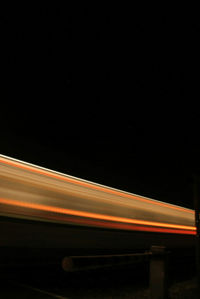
[0,198,196,232]
[0,157,194,214]
[32,212,196,235]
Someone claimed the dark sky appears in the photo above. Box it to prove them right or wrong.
[1,6,200,209]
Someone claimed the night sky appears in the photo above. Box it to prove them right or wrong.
[1,6,200,209]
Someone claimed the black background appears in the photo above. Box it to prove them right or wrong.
[1,5,200,209]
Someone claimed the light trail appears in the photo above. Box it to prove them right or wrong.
[0,197,196,234]
[0,155,194,214]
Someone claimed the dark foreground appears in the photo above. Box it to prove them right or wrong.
[0,278,198,299]
[0,257,198,299]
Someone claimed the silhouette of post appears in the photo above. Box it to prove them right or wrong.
[194,175,200,296]
[150,245,169,299]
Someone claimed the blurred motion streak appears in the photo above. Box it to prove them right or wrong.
[0,197,196,234]
[0,155,196,236]
[0,156,193,214]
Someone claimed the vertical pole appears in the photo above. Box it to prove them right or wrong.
[194,175,200,296]
[150,245,168,299]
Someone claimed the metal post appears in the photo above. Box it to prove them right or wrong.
[194,175,200,296]
[150,245,168,299]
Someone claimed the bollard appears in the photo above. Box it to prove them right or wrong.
[150,245,169,299]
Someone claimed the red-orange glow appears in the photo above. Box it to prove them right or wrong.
[0,157,194,214]
[0,198,196,234]
[34,212,196,235]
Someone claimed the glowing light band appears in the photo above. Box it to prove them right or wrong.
[0,156,194,214]
[0,198,196,234]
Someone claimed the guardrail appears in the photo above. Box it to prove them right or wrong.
[62,245,169,299]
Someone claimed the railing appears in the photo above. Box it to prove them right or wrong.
[62,245,169,299]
